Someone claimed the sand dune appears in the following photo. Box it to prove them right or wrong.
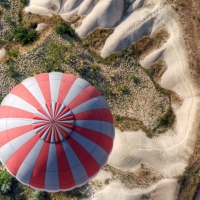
[25,0,199,199]
[93,179,179,200]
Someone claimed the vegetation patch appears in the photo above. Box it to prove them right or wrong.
[13,26,38,45]
[82,27,114,51]
[42,42,67,72]
[153,108,175,133]
[148,60,167,82]
[55,23,75,37]
[128,29,169,58]
[0,170,13,194]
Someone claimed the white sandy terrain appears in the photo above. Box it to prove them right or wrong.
[93,179,179,200]
[25,0,199,199]
[35,23,47,32]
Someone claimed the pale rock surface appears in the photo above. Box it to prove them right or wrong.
[93,179,179,200]
[36,23,47,32]
[0,48,6,61]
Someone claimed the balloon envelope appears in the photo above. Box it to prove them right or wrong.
[0,72,114,192]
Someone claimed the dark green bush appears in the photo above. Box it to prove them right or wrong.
[13,26,38,45]
[55,24,74,36]
[0,2,10,9]
[31,191,46,200]
[20,0,27,7]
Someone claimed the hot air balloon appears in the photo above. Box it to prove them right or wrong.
[0,72,114,192]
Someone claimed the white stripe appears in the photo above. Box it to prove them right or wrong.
[0,119,7,132]
[45,143,59,188]
[41,104,51,118]
[74,120,114,139]
[0,118,32,132]
[74,120,101,132]
[100,121,115,139]
[49,72,63,80]
[1,93,37,114]
[6,119,32,131]
[50,80,62,103]
[51,102,56,117]
[0,130,36,163]
[16,139,44,184]
[21,77,46,106]
[56,104,65,117]
[90,145,108,167]
[62,78,90,106]
[32,120,49,124]
[51,127,55,143]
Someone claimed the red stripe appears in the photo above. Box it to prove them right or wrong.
[33,123,47,129]
[10,83,40,109]
[0,106,33,119]
[74,127,113,153]
[67,86,101,110]
[29,142,50,189]
[45,127,52,143]
[74,110,100,121]
[67,137,100,177]
[57,74,77,104]
[35,73,51,103]
[56,143,75,189]
[58,123,74,131]
[33,115,47,121]
[99,109,113,123]
[6,135,39,176]
[0,125,33,147]
[74,109,113,123]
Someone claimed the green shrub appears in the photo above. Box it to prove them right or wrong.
[118,85,128,93]
[0,170,13,194]
[55,24,74,36]
[13,26,38,45]
[5,17,15,26]
[20,0,27,7]
[130,74,140,85]
[156,109,175,128]
[8,49,19,58]
[6,64,19,78]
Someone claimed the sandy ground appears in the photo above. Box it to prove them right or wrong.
[25,0,199,199]
[0,48,6,61]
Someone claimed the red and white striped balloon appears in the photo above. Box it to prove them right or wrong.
[0,72,114,192]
